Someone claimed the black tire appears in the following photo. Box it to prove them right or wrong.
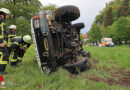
[72,23,85,30]
[82,51,91,58]
[47,59,57,73]
[41,59,57,74]
[54,5,80,22]
[62,58,89,74]
[87,51,91,58]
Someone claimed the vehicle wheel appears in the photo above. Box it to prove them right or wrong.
[72,23,85,30]
[62,58,90,74]
[82,51,91,58]
[54,5,80,22]
[86,59,91,69]
[47,59,57,73]
[42,60,57,74]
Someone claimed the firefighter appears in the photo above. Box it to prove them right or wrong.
[10,35,31,66]
[0,8,10,74]
[7,25,17,48]
[18,40,31,63]
[6,25,17,51]
[6,25,17,64]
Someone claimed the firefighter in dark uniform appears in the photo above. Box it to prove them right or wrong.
[17,41,31,63]
[7,25,17,48]
[10,35,31,66]
[0,8,10,74]
[6,25,17,64]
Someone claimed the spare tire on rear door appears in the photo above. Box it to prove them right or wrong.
[54,5,80,22]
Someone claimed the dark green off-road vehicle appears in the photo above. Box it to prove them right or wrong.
[31,5,90,74]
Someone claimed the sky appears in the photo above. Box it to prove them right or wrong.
[38,0,113,34]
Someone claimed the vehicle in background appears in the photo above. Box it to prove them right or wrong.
[100,37,114,47]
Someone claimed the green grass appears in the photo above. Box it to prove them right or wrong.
[83,45,130,69]
[1,45,130,90]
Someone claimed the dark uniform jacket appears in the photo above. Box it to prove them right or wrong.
[6,30,16,47]
[0,16,8,65]
[10,36,31,51]
[0,16,6,45]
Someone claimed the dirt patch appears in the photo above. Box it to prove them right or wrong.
[88,59,99,69]
[107,60,118,64]
[89,76,105,82]
[78,58,130,86]
[89,59,99,64]
[36,85,42,90]
[110,69,130,78]
[88,69,130,87]
[110,72,121,78]
[105,77,130,86]
[86,57,130,86]
[120,69,130,76]
[119,76,130,86]
[102,66,111,72]
[89,76,130,86]
[111,65,118,69]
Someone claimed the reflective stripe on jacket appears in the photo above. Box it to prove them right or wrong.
[6,31,16,47]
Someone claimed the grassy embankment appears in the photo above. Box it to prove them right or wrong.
[2,45,130,90]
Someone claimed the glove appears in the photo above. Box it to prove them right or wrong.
[10,44,18,51]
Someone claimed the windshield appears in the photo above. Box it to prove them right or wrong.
[105,40,112,43]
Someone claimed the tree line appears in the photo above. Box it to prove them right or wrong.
[0,0,57,36]
[88,0,130,45]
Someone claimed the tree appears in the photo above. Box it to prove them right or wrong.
[95,14,103,25]
[115,17,130,44]
[0,0,42,20]
[105,22,117,44]
[104,7,113,27]
[90,0,130,45]
[80,34,84,43]
[43,4,57,11]
[88,23,102,43]
[117,0,130,17]
[0,0,42,35]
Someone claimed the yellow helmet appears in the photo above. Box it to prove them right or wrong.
[23,35,32,43]
[9,25,16,29]
[0,8,10,15]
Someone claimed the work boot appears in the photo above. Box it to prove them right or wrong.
[0,65,7,74]
[11,62,18,67]
[11,65,18,68]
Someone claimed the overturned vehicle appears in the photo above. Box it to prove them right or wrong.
[31,5,90,74]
